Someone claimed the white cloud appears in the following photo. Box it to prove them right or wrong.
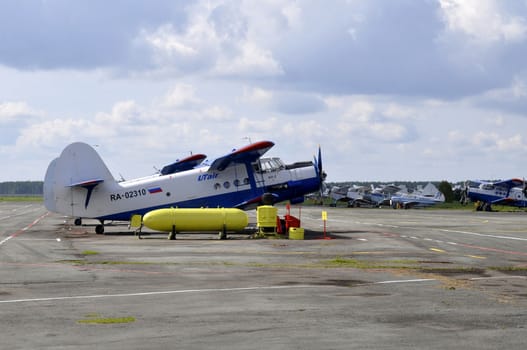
[238,117,279,133]
[0,101,43,123]
[383,103,417,120]
[281,119,326,140]
[243,87,273,105]
[496,134,525,151]
[144,24,199,57]
[161,84,202,108]
[471,131,527,152]
[4,2,527,182]
[15,119,92,150]
[94,100,145,125]
[486,115,504,127]
[438,0,527,44]
[138,1,284,78]
[333,98,417,144]
[448,129,465,143]
[201,106,233,121]
[484,77,527,101]
[212,40,283,77]
[342,100,375,123]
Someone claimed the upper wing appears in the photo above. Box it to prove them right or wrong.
[160,154,207,175]
[209,141,275,171]
[491,178,524,189]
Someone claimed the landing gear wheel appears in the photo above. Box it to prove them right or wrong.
[262,193,274,206]
[95,224,105,235]
[74,218,82,226]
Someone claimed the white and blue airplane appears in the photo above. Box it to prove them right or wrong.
[390,183,445,209]
[460,178,527,211]
[44,140,326,234]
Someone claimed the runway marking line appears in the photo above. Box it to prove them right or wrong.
[383,231,527,257]
[439,229,527,242]
[0,212,50,246]
[0,279,440,304]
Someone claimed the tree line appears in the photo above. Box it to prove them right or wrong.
[0,181,43,195]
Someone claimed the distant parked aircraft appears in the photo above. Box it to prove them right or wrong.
[390,183,445,209]
[460,178,527,211]
[329,184,403,208]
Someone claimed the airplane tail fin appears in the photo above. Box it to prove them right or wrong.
[44,142,116,217]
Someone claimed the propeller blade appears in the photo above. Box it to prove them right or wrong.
[317,145,322,176]
[312,145,327,205]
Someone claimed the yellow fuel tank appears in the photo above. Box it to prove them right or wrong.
[142,207,248,233]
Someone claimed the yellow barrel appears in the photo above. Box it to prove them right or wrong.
[142,208,248,232]
[288,227,304,240]
[257,205,277,229]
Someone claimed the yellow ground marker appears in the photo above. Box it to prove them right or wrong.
[429,248,446,253]
[466,255,486,259]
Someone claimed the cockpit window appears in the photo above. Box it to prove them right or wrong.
[253,158,285,173]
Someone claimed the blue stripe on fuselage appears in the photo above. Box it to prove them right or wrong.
[98,188,258,221]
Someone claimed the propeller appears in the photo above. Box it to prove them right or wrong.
[523,178,527,197]
[459,180,469,205]
[314,145,327,181]
[313,145,327,204]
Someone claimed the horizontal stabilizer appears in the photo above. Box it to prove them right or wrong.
[67,179,105,188]
[209,141,274,171]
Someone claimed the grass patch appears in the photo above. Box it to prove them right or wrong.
[0,196,43,202]
[489,266,527,272]
[432,202,527,212]
[82,250,99,256]
[323,256,420,269]
[418,267,485,275]
[57,259,159,265]
[428,202,472,210]
[486,205,527,213]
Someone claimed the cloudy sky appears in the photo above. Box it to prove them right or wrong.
[1,0,527,183]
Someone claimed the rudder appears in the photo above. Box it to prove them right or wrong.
[43,142,116,217]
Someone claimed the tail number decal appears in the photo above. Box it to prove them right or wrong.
[110,189,148,202]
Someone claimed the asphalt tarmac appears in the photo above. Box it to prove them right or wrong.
[1,201,526,349]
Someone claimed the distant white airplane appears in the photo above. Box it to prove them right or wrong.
[329,184,401,208]
[44,141,326,235]
[390,183,445,209]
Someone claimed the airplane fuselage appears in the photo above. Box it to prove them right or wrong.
[54,160,319,221]
[467,185,527,208]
